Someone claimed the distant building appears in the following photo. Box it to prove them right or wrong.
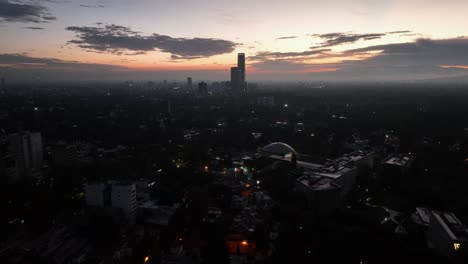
[382,155,413,174]
[230,67,239,92]
[4,131,43,182]
[198,81,208,95]
[230,53,246,93]
[84,182,137,223]
[111,184,137,222]
[288,147,377,215]
[381,154,414,187]
[187,77,192,90]
[85,183,106,207]
[238,53,246,88]
[256,96,275,107]
[428,211,468,257]
[1,77,5,92]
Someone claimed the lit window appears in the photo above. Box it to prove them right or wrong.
[454,243,461,251]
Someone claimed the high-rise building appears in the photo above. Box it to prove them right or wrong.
[6,131,43,182]
[1,77,5,90]
[85,181,138,223]
[187,77,192,90]
[230,53,246,93]
[111,183,137,222]
[238,53,245,84]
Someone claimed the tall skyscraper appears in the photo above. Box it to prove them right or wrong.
[238,53,245,85]
[231,53,246,93]
[187,77,192,90]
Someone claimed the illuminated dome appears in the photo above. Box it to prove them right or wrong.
[259,142,298,156]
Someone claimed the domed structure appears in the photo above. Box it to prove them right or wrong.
[259,142,298,157]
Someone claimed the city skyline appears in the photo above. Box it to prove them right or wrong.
[1,0,468,81]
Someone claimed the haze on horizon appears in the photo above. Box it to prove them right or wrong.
[1,0,468,82]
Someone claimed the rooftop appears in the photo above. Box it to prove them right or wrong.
[297,175,339,191]
[432,211,468,242]
[383,155,413,166]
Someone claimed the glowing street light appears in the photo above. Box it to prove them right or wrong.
[144,256,150,263]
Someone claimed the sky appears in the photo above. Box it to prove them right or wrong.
[1,0,468,82]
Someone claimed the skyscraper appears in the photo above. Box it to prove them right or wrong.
[231,53,246,93]
[238,53,245,85]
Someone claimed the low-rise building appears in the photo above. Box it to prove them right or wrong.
[428,211,468,257]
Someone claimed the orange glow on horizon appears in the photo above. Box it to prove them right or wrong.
[441,65,468,70]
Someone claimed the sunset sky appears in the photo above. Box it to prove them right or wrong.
[1,0,468,81]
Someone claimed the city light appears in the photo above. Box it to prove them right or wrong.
[204,165,209,171]
[241,240,248,245]
[454,243,461,251]
[144,256,150,263]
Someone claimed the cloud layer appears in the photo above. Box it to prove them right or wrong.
[0,0,56,23]
[252,37,468,80]
[0,53,124,71]
[66,24,237,59]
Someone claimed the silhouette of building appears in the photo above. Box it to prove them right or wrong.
[198,81,208,95]
[187,77,192,90]
[238,53,245,88]
[1,77,5,92]
[231,67,239,92]
[428,211,468,257]
[85,181,137,223]
[230,53,246,93]
[4,131,43,182]
[85,183,106,207]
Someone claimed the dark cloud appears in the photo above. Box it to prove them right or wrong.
[252,37,468,81]
[65,24,237,59]
[251,49,330,60]
[311,32,386,47]
[24,26,45,30]
[276,36,298,40]
[386,30,412,34]
[346,38,468,67]
[0,53,125,71]
[0,0,56,23]
[80,5,104,8]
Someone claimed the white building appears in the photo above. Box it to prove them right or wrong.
[111,183,137,221]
